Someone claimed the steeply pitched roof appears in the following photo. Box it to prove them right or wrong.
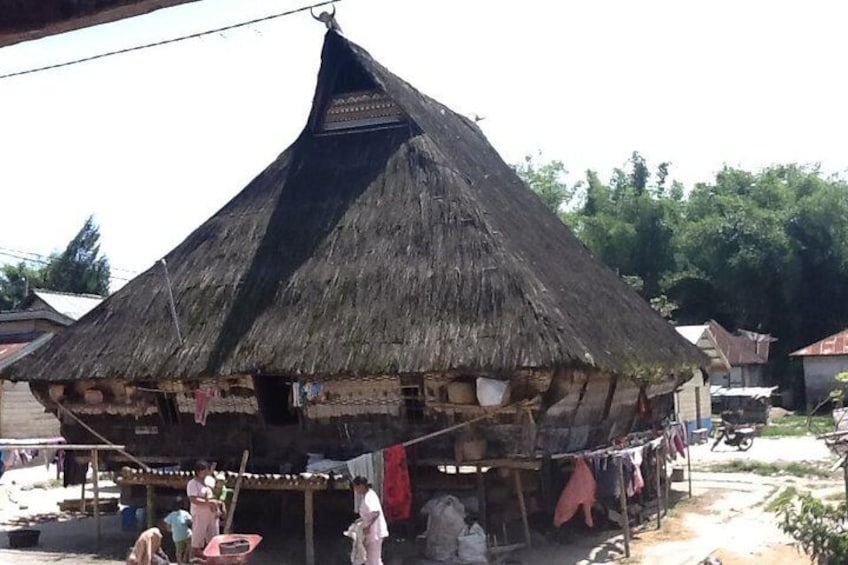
[791,329,848,357]
[26,290,103,322]
[706,320,769,366]
[3,31,702,383]
[675,325,730,373]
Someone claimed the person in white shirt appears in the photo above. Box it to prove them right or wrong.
[352,476,389,565]
[186,460,222,559]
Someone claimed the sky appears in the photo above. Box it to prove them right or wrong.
[1,0,847,290]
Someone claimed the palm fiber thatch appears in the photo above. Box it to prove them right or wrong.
[5,31,701,383]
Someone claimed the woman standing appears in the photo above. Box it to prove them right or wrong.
[352,476,389,565]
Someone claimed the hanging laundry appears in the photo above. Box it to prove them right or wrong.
[62,451,88,487]
[382,445,412,522]
[625,447,645,494]
[592,456,621,499]
[372,450,384,503]
[637,388,652,419]
[554,457,596,527]
[347,454,375,513]
[194,389,214,426]
[292,383,302,408]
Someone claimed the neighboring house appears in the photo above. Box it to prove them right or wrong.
[674,325,731,436]
[791,329,848,410]
[0,289,102,438]
[705,320,775,387]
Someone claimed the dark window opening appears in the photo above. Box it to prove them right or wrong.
[254,375,298,426]
[156,393,180,426]
[401,375,425,423]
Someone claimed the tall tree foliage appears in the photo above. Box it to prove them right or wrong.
[42,216,111,296]
[516,155,848,395]
[0,217,111,310]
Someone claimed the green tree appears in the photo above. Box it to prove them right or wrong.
[42,216,111,296]
[514,153,575,215]
[0,262,44,310]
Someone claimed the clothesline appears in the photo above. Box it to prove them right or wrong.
[550,422,684,461]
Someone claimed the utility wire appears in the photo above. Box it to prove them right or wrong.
[0,246,137,275]
[0,0,340,81]
[0,250,133,282]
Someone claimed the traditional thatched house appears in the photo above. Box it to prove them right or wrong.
[3,31,702,471]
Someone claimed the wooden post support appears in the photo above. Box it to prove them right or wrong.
[513,469,532,548]
[224,450,250,534]
[476,465,487,529]
[304,489,315,565]
[655,444,663,530]
[617,457,631,558]
[80,480,86,514]
[842,456,848,514]
[146,484,155,529]
[92,449,101,551]
[686,433,693,498]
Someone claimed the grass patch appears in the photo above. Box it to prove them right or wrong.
[766,486,799,512]
[708,459,831,479]
[824,492,846,502]
[761,415,833,438]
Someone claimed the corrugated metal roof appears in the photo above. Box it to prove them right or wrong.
[791,329,848,357]
[0,342,28,363]
[707,320,770,366]
[710,385,777,399]
[32,290,102,321]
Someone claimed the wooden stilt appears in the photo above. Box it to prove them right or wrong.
[513,469,532,548]
[655,445,663,530]
[685,434,693,498]
[146,484,155,529]
[617,457,631,558]
[476,465,487,529]
[842,455,848,514]
[80,480,86,514]
[92,449,101,551]
[304,489,315,565]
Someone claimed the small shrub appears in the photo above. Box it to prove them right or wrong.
[780,493,848,564]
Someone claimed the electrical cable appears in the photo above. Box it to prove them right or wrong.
[0,0,340,81]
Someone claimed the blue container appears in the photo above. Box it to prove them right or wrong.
[121,507,137,531]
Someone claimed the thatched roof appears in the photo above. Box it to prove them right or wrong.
[5,31,701,383]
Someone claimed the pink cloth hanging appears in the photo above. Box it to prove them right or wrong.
[194,390,213,426]
[554,457,596,528]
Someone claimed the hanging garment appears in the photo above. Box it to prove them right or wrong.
[382,445,412,522]
[291,383,302,408]
[194,389,213,425]
[62,451,88,487]
[347,454,375,513]
[672,426,687,457]
[637,388,652,419]
[626,447,645,494]
[554,457,596,528]
[592,456,620,499]
[371,450,384,503]
[343,519,368,565]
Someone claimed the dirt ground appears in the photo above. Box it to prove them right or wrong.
[0,436,837,564]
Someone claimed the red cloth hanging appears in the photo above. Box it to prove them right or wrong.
[382,445,412,522]
[554,457,596,528]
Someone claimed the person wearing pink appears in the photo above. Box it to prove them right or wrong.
[352,476,389,565]
[186,460,222,559]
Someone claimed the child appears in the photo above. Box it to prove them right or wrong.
[162,498,192,565]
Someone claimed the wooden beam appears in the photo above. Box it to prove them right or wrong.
[617,457,631,558]
[476,465,487,529]
[655,445,662,530]
[92,449,101,551]
[146,485,155,529]
[304,489,315,565]
[224,450,249,534]
[513,470,531,548]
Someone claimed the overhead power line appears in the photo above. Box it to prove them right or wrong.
[0,249,133,282]
[0,246,138,276]
[0,0,340,81]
